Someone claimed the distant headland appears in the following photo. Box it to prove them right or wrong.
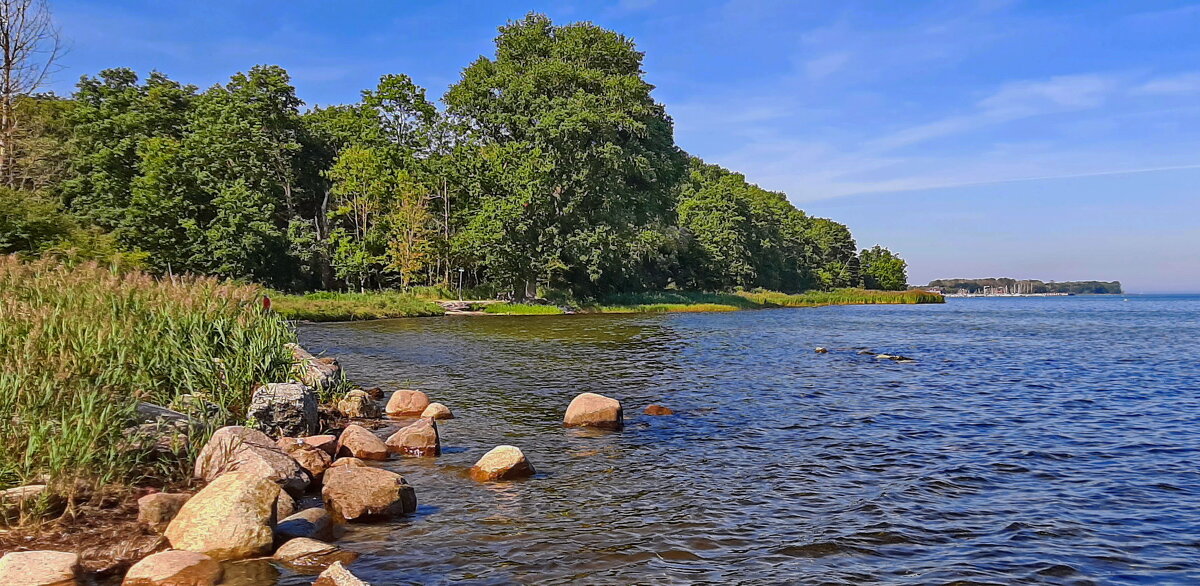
[926,278,1122,295]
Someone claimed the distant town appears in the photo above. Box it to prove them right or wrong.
[925,278,1122,297]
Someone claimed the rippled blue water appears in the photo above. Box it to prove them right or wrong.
[286,295,1200,585]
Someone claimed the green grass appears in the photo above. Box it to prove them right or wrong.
[271,290,445,321]
[736,288,945,307]
[408,283,500,301]
[0,256,298,522]
[482,303,564,315]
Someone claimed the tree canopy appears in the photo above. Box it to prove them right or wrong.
[0,12,907,298]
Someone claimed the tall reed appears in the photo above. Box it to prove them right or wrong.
[0,256,296,520]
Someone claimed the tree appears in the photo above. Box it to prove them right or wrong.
[859,245,908,290]
[807,217,859,290]
[0,0,61,188]
[444,13,685,298]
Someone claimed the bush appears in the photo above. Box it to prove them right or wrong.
[0,256,297,519]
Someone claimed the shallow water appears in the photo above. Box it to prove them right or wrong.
[277,295,1200,584]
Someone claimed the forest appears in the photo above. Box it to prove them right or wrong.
[926,278,1123,295]
[0,13,908,299]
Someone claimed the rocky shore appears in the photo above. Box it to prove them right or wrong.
[0,343,662,585]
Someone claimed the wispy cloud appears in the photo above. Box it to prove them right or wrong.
[1133,72,1200,96]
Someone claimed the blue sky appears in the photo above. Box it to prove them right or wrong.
[47,0,1200,292]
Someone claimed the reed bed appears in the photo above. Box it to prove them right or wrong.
[271,291,445,321]
[737,288,945,307]
[0,256,297,520]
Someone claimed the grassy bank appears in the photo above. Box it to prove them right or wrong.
[483,303,564,315]
[271,291,445,321]
[0,257,297,520]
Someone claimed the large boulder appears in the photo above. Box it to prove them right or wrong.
[277,438,333,481]
[329,457,366,469]
[337,390,381,419]
[276,507,334,542]
[469,445,535,481]
[384,389,430,416]
[288,343,343,391]
[0,550,79,585]
[274,537,359,570]
[385,418,440,457]
[335,425,389,461]
[164,472,281,561]
[322,466,416,521]
[420,402,453,420]
[314,561,369,586]
[194,426,309,495]
[248,382,319,437]
[136,492,190,533]
[121,550,222,586]
[563,392,623,429]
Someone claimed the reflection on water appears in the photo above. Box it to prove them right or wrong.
[271,296,1200,584]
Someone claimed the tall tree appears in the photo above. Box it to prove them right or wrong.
[0,0,60,187]
[445,13,685,298]
[859,245,908,291]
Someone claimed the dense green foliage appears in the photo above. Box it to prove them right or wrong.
[0,257,297,516]
[927,278,1122,294]
[1,13,903,297]
[859,245,908,290]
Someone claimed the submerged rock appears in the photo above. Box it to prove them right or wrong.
[814,347,828,353]
[314,561,369,586]
[335,424,389,461]
[337,389,381,419]
[248,382,319,437]
[276,507,334,542]
[384,389,430,416]
[469,445,535,481]
[385,418,440,457]
[643,404,674,416]
[164,472,281,561]
[0,550,79,586]
[420,402,454,420]
[322,466,416,521]
[274,537,359,570]
[194,426,309,495]
[563,392,623,429]
[136,492,190,533]
[122,550,222,586]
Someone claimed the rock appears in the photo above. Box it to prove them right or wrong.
[337,390,382,419]
[384,389,430,416]
[857,349,875,355]
[469,445,535,481]
[136,492,190,533]
[276,490,297,520]
[288,343,343,391]
[563,392,623,429]
[0,484,61,525]
[193,426,309,495]
[335,424,389,461]
[276,507,334,542]
[0,550,79,585]
[304,434,338,456]
[322,466,416,521]
[121,550,222,586]
[277,438,333,481]
[329,457,366,469]
[814,347,828,353]
[420,402,453,420]
[248,382,319,437]
[385,418,440,457]
[363,387,384,400]
[135,402,196,427]
[274,537,359,570]
[643,404,674,416]
[164,472,281,561]
[314,561,370,586]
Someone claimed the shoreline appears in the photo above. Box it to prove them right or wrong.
[274,288,946,323]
